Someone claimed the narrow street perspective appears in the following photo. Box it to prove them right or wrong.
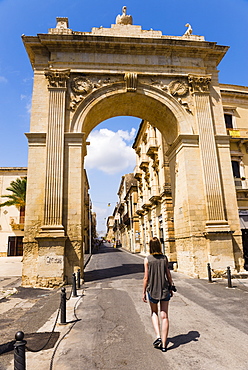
[8,242,247,370]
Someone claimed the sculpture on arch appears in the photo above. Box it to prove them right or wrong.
[116,6,133,25]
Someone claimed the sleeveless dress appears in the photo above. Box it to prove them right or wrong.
[147,254,169,300]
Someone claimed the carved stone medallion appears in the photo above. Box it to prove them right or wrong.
[168,80,189,96]
[71,77,93,94]
[69,74,121,111]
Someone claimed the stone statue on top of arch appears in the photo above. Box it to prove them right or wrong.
[116,6,133,25]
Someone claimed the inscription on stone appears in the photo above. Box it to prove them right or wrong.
[46,256,63,264]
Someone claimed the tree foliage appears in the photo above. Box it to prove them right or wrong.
[0,177,27,209]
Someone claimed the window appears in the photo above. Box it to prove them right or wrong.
[232,161,241,178]
[224,114,233,129]
[8,236,23,256]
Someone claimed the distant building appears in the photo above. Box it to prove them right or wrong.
[132,121,175,260]
[106,215,114,242]
[0,168,27,256]
[82,170,95,254]
[113,174,140,253]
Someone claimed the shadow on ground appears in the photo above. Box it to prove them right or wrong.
[167,330,200,350]
[85,245,144,282]
[0,332,60,356]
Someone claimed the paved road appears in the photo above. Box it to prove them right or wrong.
[26,243,248,370]
[1,245,248,369]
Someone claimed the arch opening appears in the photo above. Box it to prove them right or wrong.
[70,87,192,145]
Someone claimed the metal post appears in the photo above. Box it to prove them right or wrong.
[207,263,212,283]
[72,273,77,297]
[77,268,81,289]
[14,331,26,370]
[60,287,66,324]
[227,266,232,288]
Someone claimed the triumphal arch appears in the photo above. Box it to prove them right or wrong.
[22,8,244,286]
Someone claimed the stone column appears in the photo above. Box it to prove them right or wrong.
[40,69,70,236]
[188,74,229,232]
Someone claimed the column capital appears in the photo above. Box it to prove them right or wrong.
[188,74,211,94]
[44,69,70,89]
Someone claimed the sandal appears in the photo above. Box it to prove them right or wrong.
[153,338,162,348]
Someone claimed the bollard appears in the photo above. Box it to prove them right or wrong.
[227,266,232,288]
[60,287,66,324]
[14,331,27,370]
[207,263,212,283]
[72,273,77,297]
[77,268,81,289]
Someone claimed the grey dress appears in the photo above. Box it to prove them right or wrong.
[147,254,169,300]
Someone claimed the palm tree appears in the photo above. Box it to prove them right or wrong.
[0,177,27,223]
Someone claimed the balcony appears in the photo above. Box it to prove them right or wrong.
[117,202,125,214]
[10,218,24,231]
[234,177,248,189]
[123,212,130,226]
[139,153,149,171]
[136,202,145,216]
[149,184,161,204]
[227,128,248,139]
[142,202,152,211]
[134,165,142,180]
[146,137,158,157]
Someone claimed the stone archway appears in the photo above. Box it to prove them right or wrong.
[22,15,244,286]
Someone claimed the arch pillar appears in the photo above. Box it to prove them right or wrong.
[188,74,228,230]
[40,69,70,236]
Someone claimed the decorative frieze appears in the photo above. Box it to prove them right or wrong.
[149,77,192,114]
[69,74,121,111]
[150,78,168,92]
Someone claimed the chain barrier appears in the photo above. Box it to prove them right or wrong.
[49,292,84,370]
[66,284,73,301]
[13,271,83,369]
[26,302,61,353]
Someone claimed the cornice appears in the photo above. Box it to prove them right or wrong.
[166,134,199,159]
[22,33,228,69]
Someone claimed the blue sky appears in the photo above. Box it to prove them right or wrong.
[0,0,248,234]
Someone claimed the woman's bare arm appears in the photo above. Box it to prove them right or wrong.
[143,257,149,302]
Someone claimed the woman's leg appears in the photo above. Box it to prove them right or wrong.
[149,301,161,339]
[160,300,169,348]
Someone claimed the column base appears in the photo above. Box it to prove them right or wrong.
[39,224,65,237]
[205,220,231,234]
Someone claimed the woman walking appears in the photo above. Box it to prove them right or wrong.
[142,237,174,352]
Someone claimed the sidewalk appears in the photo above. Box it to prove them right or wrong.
[0,254,92,300]
[0,257,22,300]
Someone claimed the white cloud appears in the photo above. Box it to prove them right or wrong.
[0,76,7,83]
[85,128,136,175]
[20,94,32,114]
[117,128,136,141]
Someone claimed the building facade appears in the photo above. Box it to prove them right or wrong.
[0,168,27,257]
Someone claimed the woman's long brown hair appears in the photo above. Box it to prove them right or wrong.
[149,237,162,255]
